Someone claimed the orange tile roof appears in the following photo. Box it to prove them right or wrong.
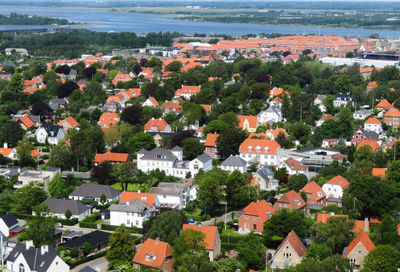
[31,149,40,158]
[364,117,380,124]
[94,150,129,164]
[127,88,142,97]
[119,191,156,208]
[300,181,325,201]
[17,116,34,128]
[269,88,289,97]
[266,128,289,138]
[182,224,217,251]
[384,108,400,118]
[58,116,79,129]
[275,230,306,258]
[0,148,15,156]
[98,112,120,128]
[205,133,219,147]
[133,238,173,269]
[387,138,400,147]
[239,139,280,155]
[367,81,378,88]
[144,119,169,131]
[344,231,375,257]
[316,213,348,223]
[320,114,337,121]
[147,97,159,106]
[161,101,182,112]
[285,158,308,171]
[376,99,392,109]
[242,200,275,222]
[372,168,386,178]
[175,85,200,96]
[200,104,211,114]
[357,140,381,153]
[237,115,258,129]
[326,175,350,189]
[352,220,369,232]
[277,190,306,210]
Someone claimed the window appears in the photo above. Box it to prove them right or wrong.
[253,217,257,221]
[245,215,249,219]
[19,264,25,272]
[283,253,292,260]
[244,223,249,229]
[253,224,257,230]
[358,251,362,254]
[163,195,166,198]
[350,258,356,264]
[145,254,151,261]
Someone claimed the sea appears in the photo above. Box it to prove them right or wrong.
[0,5,400,38]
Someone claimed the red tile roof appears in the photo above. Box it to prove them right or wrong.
[266,128,289,138]
[119,191,156,208]
[200,104,211,114]
[320,114,337,121]
[175,86,200,96]
[98,112,120,128]
[133,238,173,269]
[344,231,375,257]
[205,133,219,147]
[94,150,129,164]
[0,148,15,156]
[242,200,275,222]
[275,230,306,258]
[364,117,380,124]
[300,181,325,201]
[352,220,369,233]
[376,99,392,109]
[316,213,348,223]
[284,158,308,171]
[326,175,350,189]
[237,115,258,129]
[277,190,306,210]
[58,116,79,129]
[357,140,381,152]
[182,224,217,251]
[144,118,169,131]
[372,168,386,178]
[239,139,280,155]
[384,108,400,118]
[17,116,34,128]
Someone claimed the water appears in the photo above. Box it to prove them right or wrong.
[0,5,400,38]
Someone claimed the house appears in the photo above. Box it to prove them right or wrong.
[69,184,121,203]
[238,200,275,234]
[6,241,69,272]
[351,128,378,145]
[161,101,182,113]
[174,85,200,99]
[0,144,17,160]
[383,108,400,128]
[150,183,189,210]
[252,166,279,191]
[322,139,339,148]
[282,158,308,176]
[376,99,392,111]
[98,112,120,128]
[333,94,352,107]
[357,140,381,153]
[35,123,65,145]
[144,118,171,133]
[343,231,375,271]
[353,109,371,120]
[204,133,219,159]
[270,230,306,270]
[17,168,60,189]
[257,106,282,125]
[316,213,348,224]
[219,155,248,173]
[104,100,121,112]
[133,238,174,272]
[49,97,69,109]
[57,116,79,130]
[322,175,349,199]
[93,151,130,166]
[182,224,221,261]
[239,139,280,166]
[110,192,157,228]
[266,128,289,140]
[0,213,24,237]
[316,114,336,127]
[364,117,383,134]
[299,181,326,207]
[61,230,111,255]
[237,115,258,132]
[273,190,306,211]
[112,72,132,86]
[16,116,35,130]
[269,87,289,99]
[367,81,378,91]
[143,97,159,107]
[372,168,386,178]
[137,147,212,178]
[42,198,92,221]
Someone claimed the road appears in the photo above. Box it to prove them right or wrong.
[201,210,242,226]
[71,256,109,272]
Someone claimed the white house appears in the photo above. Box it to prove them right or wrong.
[69,184,121,203]
[6,241,69,272]
[35,123,65,145]
[137,147,212,178]
[281,158,309,176]
[364,117,383,135]
[142,97,159,107]
[219,155,248,173]
[239,139,281,167]
[42,198,92,221]
[150,185,187,210]
[257,106,282,125]
[353,109,371,120]
[333,94,352,107]
[0,213,19,237]
[322,175,350,199]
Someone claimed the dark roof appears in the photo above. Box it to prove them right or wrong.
[61,230,111,249]
[49,97,68,105]
[43,198,91,215]
[140,148,178,162]
[1,213,18,228]
[150,187,183,196]
[354,128,378,140]
[79,265,98,272]
[7,243,58,271]
[158,182,189,191]
[196,153,212,163]
[40,123,63,137]
[69,184,121,199]
[256,166,274,181]
[109,199,150,213]
[221,155,247,167]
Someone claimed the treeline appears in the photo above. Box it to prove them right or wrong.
[0,13,70,26]
[0,30,181,58]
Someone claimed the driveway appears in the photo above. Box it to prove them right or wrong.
[71,256,109,272]
[201,210,242,226]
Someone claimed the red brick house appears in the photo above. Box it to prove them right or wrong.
[384,108,400,128]
[238,200,275,234]
[204,133,219,159]
[273,190,306,211]
[300,181,326,207]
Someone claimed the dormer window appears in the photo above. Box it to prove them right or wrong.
[145,254,151,261]
[141,196,147,201]
[256,146,261,152]
[295,199,301,206]
[264,146,269,152]
[153,256,157,261]
[248,146,253,152]
[317,192,322,197]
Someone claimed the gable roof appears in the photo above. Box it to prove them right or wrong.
[133,238,173,269]
[326,175,350,189]
[94,151,129,164]
[376,99,392,109]
[242,200,275,222]
[266,128,289,138]
[69,184,121,199]
[110,198,150,213]
[17,116,34,128]
[58,116,79,128]
[62,230,111,249]
[384,108,400,118]
[119,191,156,208]
[221,155,247,167]
[239,139,280,155]
[316,213,348,223]
[344,231,375,257]
[182,224,218,251]
[320,113,337,121]
[275,230,306,258]
[144,118,169,131]
[1,213,18,228]
[300,181,326,201]
[7,243,59,271]
[237,115,258,129]
[43,198,91,215]
[146,97,159,106]
[39,123,63,136]
[205,133,219,147]
[284,158,308,171]
[364,117,380,124]
[357,140,381,152]
[277,190,306,209]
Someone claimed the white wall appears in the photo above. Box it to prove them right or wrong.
[322,184,343,199]
[110,210,149,228]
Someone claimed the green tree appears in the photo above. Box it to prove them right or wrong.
[175,251,213,272]
[165,61,182,72]
[111,162,137,191]
[363,245,400,272]
[70,247,80,258]
[216,128,247,160]
[183,138,204,160]
[173,228,208,270]
[354,145,375,174]
[226,170,257,209]
[82,242,91,257]
[6,73,23,93]
[106,225,135,268]
[197,171,224,215]
[17,140,36,168]
[64,209,72,220]
[288,174,308,192]
[47,143,75,170]
[11,182,47,214]
[387,160,400,182]
[100,194,107,205]
[212,258,241,272]
[338,107,354,139]
[127,132,156,155]
[237,232,265,270]
[146,210,185,245]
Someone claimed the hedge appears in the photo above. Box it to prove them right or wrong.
[221,242,237,252]
[68,249,108,268]
[220,234,244,244]
[15,213,77,226]
[79,221,97,229]
[100,224,143,234]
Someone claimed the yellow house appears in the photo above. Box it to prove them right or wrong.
[343,231,375,271]
[270,230,306,270]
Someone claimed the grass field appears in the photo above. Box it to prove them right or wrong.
[110,182,149,192]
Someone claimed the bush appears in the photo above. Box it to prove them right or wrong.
[81,212,101,223]
[100,223,143,234]
[221,242,236,252]
[57,218,78,226]
[79,221,97,229]
[68,250,107,268]
[220,234,244,244]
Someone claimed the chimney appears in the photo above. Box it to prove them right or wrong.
[41,245,49,255]
[364,217,369,232]
[138,190,141,194]
[330,212,335,216]
[198,224,202,228]
[26,240,33,250]
[3,142,7,149]
[155,237,159,244]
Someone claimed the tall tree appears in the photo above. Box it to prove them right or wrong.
[216,128,247,160]
[183,138,204,160]
[363,245,400,272]
[106,225,135,269]
[146,210,186,245]
[226,170,257,209]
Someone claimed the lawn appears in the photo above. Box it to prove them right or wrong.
[111,182,149,192]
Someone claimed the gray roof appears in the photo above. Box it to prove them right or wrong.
[43,198,91,215]
[61,230,111,250]
[49,97,68,105]
[150,187,183,196]
[327,197,342,203]
[62,231,83,239]
[109,199,150,213]
[171,146,183,151]
[354,128,378,140]
[40,123,63,137]
[69,184,121,199]
[79,265,98,272]
[158,182,189,191]
[61,171,91,180]
[256,166,274,181]
[1,213,18,228]
[354,109,371,115]
[195,153,212,163]
[140,148,178,162]
[221,155,247,167]
[265,106,281,115]
[7,243,58,272]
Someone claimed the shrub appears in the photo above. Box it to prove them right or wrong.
[79,222,97,229]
